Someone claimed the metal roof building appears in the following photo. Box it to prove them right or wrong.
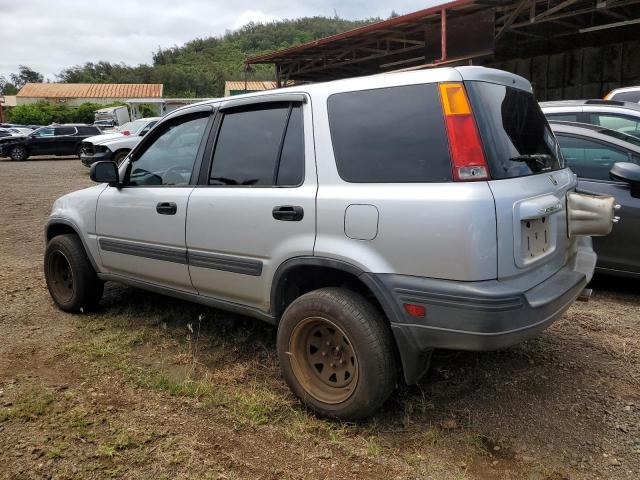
[224,80,277,96]
[246,0,640,100]
[15,83,163,106]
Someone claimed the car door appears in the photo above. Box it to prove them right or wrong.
[54,126,78,155]
[555,133,640,275]
[95,107,213,291]
[28,126,55,155]
[186,96,316,311]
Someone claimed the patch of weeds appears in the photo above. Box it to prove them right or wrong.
[364,434,383,457]
[97,429,142,458]
[46,442,69,459]
[403,451,425,469]
[0,389,55,422]
[422,426,441,446]
[467,433,491,457]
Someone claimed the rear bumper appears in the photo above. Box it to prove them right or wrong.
[364,238,596,384]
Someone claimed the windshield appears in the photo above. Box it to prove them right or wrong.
[117,120,149,134]
[465,81,564,179]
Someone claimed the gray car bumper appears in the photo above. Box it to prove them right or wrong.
[364,241,596,384]
[81,150,112,167]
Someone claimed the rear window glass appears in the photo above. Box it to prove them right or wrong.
[327,84,452,183]
[465,81,564,179]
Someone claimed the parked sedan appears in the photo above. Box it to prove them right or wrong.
[541,100,640,138]
[0,124,102,161]
[550,121,640,277]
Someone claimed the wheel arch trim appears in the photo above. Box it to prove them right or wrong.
[45,218,100,272]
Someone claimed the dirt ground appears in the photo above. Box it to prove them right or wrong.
[1,157,639,480]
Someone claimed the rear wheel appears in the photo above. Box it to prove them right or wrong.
[44,234,103,312]
[112,150,129,166]
[9,145,28,161]
[75,144,83,158]
[277,287,396,420]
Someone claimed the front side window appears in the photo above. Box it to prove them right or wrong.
[32,127,54,138]
[328,84,451,183]
[209,103,304,186]
[555,134,633,181]
[589,113,640,138]
[127,114,209,186]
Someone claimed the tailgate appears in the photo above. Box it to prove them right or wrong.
[461,71,573,289]
[488,169,576,289]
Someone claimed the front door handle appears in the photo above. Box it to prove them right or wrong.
[272,205,304,221]
[156,202,177,215]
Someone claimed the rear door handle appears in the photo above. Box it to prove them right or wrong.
[272,205,304,221]
[156,202,177,215]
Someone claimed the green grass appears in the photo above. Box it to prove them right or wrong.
[0,389,55,423]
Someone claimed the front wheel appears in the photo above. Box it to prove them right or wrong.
[277,287,397,420]
[44,234,103,312]
[112,150,129,166]
[9,145,28,161]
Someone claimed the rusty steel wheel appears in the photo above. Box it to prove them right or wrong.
[277,287,397,420]
[44,234,104,312]
[47,250,75,304]
[289,316,359,404]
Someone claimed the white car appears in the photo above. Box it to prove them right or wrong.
[80,117,160,167]
[605,86,640,104]
[7,127,34,136]
[540,99,640,139]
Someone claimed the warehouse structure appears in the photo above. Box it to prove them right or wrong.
[246,0,640,101]
[15,83,163,106]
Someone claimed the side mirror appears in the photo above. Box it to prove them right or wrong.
[90,161,119,185]
[610,162,640,198]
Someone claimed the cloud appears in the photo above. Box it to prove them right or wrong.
[0,0,442,80]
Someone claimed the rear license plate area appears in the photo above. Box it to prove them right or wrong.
[522,217,550,260]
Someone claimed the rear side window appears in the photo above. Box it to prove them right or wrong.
[209,103,304,186]
[589,113,640,138]
[328,84,452,183]
[55,126,76,136]
[466,81,564,179]
[77,126,100,135]
[546,113,579,122]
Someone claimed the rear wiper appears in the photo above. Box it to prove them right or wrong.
[509,154,553,170]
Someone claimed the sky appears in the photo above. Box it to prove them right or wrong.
[0,0,442,81]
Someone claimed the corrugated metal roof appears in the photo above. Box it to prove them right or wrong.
[225,81,277,91]
[16,83,163,98]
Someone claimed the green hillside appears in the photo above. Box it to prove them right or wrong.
[57,17,378,98]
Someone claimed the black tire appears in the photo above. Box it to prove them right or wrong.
[44,234,103,312]
[9,145,28,161]
[277,287,396,420]
[112,150,129,166]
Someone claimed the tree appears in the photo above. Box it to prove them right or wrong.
[10,65,44,88]
[0,76,18,95]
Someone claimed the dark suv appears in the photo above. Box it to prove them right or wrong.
[0,125,102,161]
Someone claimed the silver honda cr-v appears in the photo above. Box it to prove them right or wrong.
[44,66,616,419]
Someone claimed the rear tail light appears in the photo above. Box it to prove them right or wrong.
[438,83,489,181]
